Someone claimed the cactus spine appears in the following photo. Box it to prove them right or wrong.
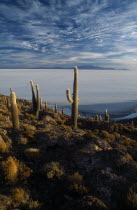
[10,90,19,129]
[30,80,37,113]
[66,66,79,129]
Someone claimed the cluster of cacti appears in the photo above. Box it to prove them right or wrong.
[10,89,19,130]
[2,67,112,131]
[66,67,79,129]
[105,109,110,122]
[30,80,41,117]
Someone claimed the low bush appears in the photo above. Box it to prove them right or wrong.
[43,161,64,179]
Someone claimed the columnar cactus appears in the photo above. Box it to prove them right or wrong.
[10,90,19,129]
[66,66,79,129]
[30,80,37,113]
[95,114,99,121]
[45,102,48,111]
[62,109,64,115]
[105,109,110,122]
[36,84,40,117]
[55,104,58,113]
[40,97,43,109]
[99,115,102,121]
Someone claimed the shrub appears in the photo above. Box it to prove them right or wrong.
[27,200,40,209]
[112,132,120,139]
[0,135,6,153]
[17,161,32,183]
[1,156,18,184]
[67,172,88,195]
[23,130,35,140]
[11,188,29,206]
[126,183,137,208]
[84,131,98,140]
[101,130,110,138]
[101,130,115,141]
[68,172,83,184]
[1,156,32,184]
[61,125,72,133]
[43,161,64,179]
[68,183,88,195]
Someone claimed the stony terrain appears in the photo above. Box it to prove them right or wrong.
[0,94,137,209]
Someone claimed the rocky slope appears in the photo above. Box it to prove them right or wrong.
[0,94,137,209]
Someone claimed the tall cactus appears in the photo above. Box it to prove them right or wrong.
[105,109,110,122]
[66,66,79,129]
[45,102,48,111]
[30,80,37,113]
[10,90,19,129]
[36,84,40,117]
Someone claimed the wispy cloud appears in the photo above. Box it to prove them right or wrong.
[0,0,137,69]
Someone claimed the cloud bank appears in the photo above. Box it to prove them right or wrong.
[0,0,137,69]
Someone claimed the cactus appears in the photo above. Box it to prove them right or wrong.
[36,84,40,117]
[99,115,102,121]
[55,104,58,113]
[10,90,19,129]
[105,109,110,122]
[95,114,99,121]
[66,66,79,129]
[62,109,64,115]
[30,80,37,113]
[40,97,43,109]
[45,102,48,111]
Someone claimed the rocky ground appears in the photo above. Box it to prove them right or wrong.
[0,94,137,210]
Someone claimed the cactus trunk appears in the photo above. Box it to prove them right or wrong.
[10,91,19,129]
[30,80,37,113]
[66,67,79,129]
[36,84,40,117]
[72,67,78,129]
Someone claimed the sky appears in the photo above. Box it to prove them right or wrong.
[0,0,137,69]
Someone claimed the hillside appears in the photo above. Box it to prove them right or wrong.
[0,94,137,210]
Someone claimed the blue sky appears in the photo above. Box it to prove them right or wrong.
[0,0,137,69]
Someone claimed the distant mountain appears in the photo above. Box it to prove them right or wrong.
[0,65,127,70]
[34,65,127,70]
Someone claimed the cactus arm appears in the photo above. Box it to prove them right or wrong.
[66,89,73,103]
